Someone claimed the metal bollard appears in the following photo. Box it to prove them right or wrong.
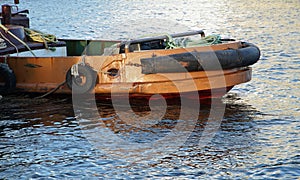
[1,4,12,25]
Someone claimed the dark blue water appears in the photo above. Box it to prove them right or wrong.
[1,0,299,179]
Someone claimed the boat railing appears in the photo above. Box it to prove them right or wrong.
[123,30,205,53]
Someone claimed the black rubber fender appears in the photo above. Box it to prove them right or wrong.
[236,42,261,67]
[140,42,261,74]
[0,63,16,93]
[66,65,97,94]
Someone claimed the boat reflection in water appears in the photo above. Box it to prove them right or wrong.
[0,93,258,158]
[0,90,260,178]
[68,90,258,161]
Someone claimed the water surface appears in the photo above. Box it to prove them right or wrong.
[0,0,299,179]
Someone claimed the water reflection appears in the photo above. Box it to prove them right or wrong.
[0,94,259,147]
[0,93,261,178]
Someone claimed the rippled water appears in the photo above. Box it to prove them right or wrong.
[1,0,299,179]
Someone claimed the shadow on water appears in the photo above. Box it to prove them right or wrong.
[0,94,74,131]
[0,93,261,178]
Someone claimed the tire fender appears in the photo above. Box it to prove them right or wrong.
[66,64,97,94]
[0,63,16,93]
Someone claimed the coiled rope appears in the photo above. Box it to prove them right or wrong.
[0,37,7,49]
[165,34,222,49]
[24,28,57,50]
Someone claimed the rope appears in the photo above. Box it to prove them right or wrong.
[24,28,57,51]
[165,34,178,49]
[0,24,36,57]
[0,37,7,49]
[186,34,222,47]
[165,34,222,49]
[0,31,19,55]
[35,80,66,99]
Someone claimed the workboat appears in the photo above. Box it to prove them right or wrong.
[0,1,260,101]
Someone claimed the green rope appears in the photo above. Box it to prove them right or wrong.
[24,28,57,51]
[165,34,222,49]
[186,34,222,47]
[165,34,178,49]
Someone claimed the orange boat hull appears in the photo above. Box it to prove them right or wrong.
[0,40,253,101]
